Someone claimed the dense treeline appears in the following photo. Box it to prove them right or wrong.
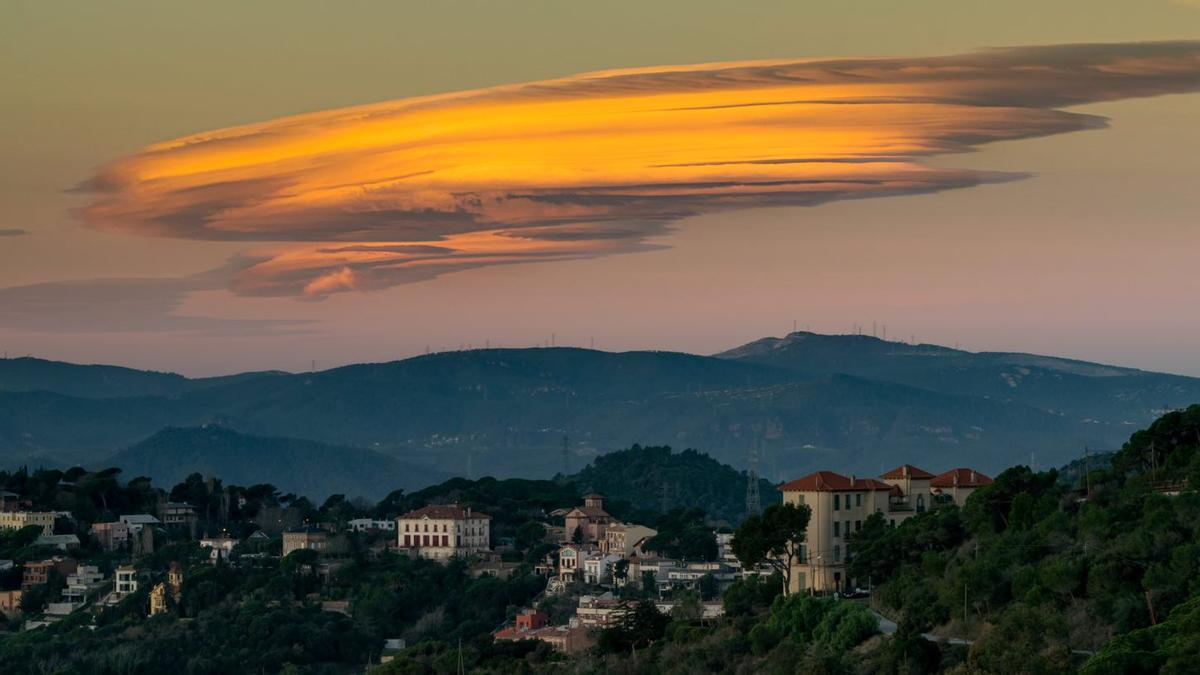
[568,445,780,523]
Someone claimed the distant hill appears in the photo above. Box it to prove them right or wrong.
[0,356,285,399]
[717,331,1200,424]
[103,426,449,500]
[2,335,1198,482]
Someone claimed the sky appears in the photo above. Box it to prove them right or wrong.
[1,1,1199,376]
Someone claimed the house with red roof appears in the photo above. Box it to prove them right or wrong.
[779,463,991,594]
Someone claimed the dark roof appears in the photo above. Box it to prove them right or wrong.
[779,471,892,493]
[930,468,993,488]
[582,493,604,499]
[399,504,492,520]
[880,464,935,480]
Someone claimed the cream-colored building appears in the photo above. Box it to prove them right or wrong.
[602,523,657,557]
[780,465,991,594]
[397,504,491,561]
[0,510,69,536]
[282,526,337,557]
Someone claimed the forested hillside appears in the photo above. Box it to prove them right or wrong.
[844,404,1200,673]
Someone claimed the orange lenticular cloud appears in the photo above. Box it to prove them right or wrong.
[80,41,1200,297]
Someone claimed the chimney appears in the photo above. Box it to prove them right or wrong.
[970,470,976,483]
[903,465,908,477]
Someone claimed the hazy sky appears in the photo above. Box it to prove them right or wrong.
[2,1,1199,376]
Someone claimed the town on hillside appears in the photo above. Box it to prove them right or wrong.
[0,460,990,657]
[2,403,1199,674]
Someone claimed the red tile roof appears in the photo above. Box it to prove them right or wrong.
[930,468,993,488]
[779,471,893,493]
[880,464,935,480]
[399,504,492,520]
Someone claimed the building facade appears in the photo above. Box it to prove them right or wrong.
[22,557,78,590]
[563,494,612,545]
[282,526,335,557]
[780,465,992,594]
[0,510,69,536]
[396,504,491,560]
[602,523,657,557]
[92,521,131,552]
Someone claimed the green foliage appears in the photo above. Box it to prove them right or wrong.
[641,507,718,561]
[731,502,810,592]
[597,600,671,653]
[569,444,780,523]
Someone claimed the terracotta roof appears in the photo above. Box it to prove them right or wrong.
[582,493,604,499]
[779,471,893,493]
[880,464,935,480]
[399,504,492,520]
[930,468,993,488]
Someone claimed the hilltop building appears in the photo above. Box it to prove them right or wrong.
[780,464,992,594]
[396,504,491,560]
[563,494,612,545]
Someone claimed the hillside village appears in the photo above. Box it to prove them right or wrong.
[1,404,1198,674]
[1,455,992,660]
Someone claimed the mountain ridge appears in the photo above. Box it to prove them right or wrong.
[2,333,1197,482]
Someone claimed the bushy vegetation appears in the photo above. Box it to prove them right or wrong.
[846,404,1200,673]
[567,445,780,523]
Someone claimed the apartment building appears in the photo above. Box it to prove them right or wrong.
[0,510,70,536]
[602,522,656,557]
[780,464,991,594]
[22,557,78,590]
[114,565,139,597]
[92,521,131,552]
[282,526,340,557]
[396,504,491,561]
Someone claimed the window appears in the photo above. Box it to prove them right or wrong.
[917,494,926,513]
[834,545,841,563]
[855,520,861,532]
[855,493,862,507]
[834,521,841,537]
[833,494,840,511]
[889,519,895,527]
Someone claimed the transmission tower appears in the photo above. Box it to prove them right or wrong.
[745,439,762,516]
[561,435,570,477]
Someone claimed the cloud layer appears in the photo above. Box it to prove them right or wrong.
[79,41,1200,298]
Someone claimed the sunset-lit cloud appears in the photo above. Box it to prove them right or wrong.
[79,41,1200,298]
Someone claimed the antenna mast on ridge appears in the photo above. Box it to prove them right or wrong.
[745,437,762,517]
